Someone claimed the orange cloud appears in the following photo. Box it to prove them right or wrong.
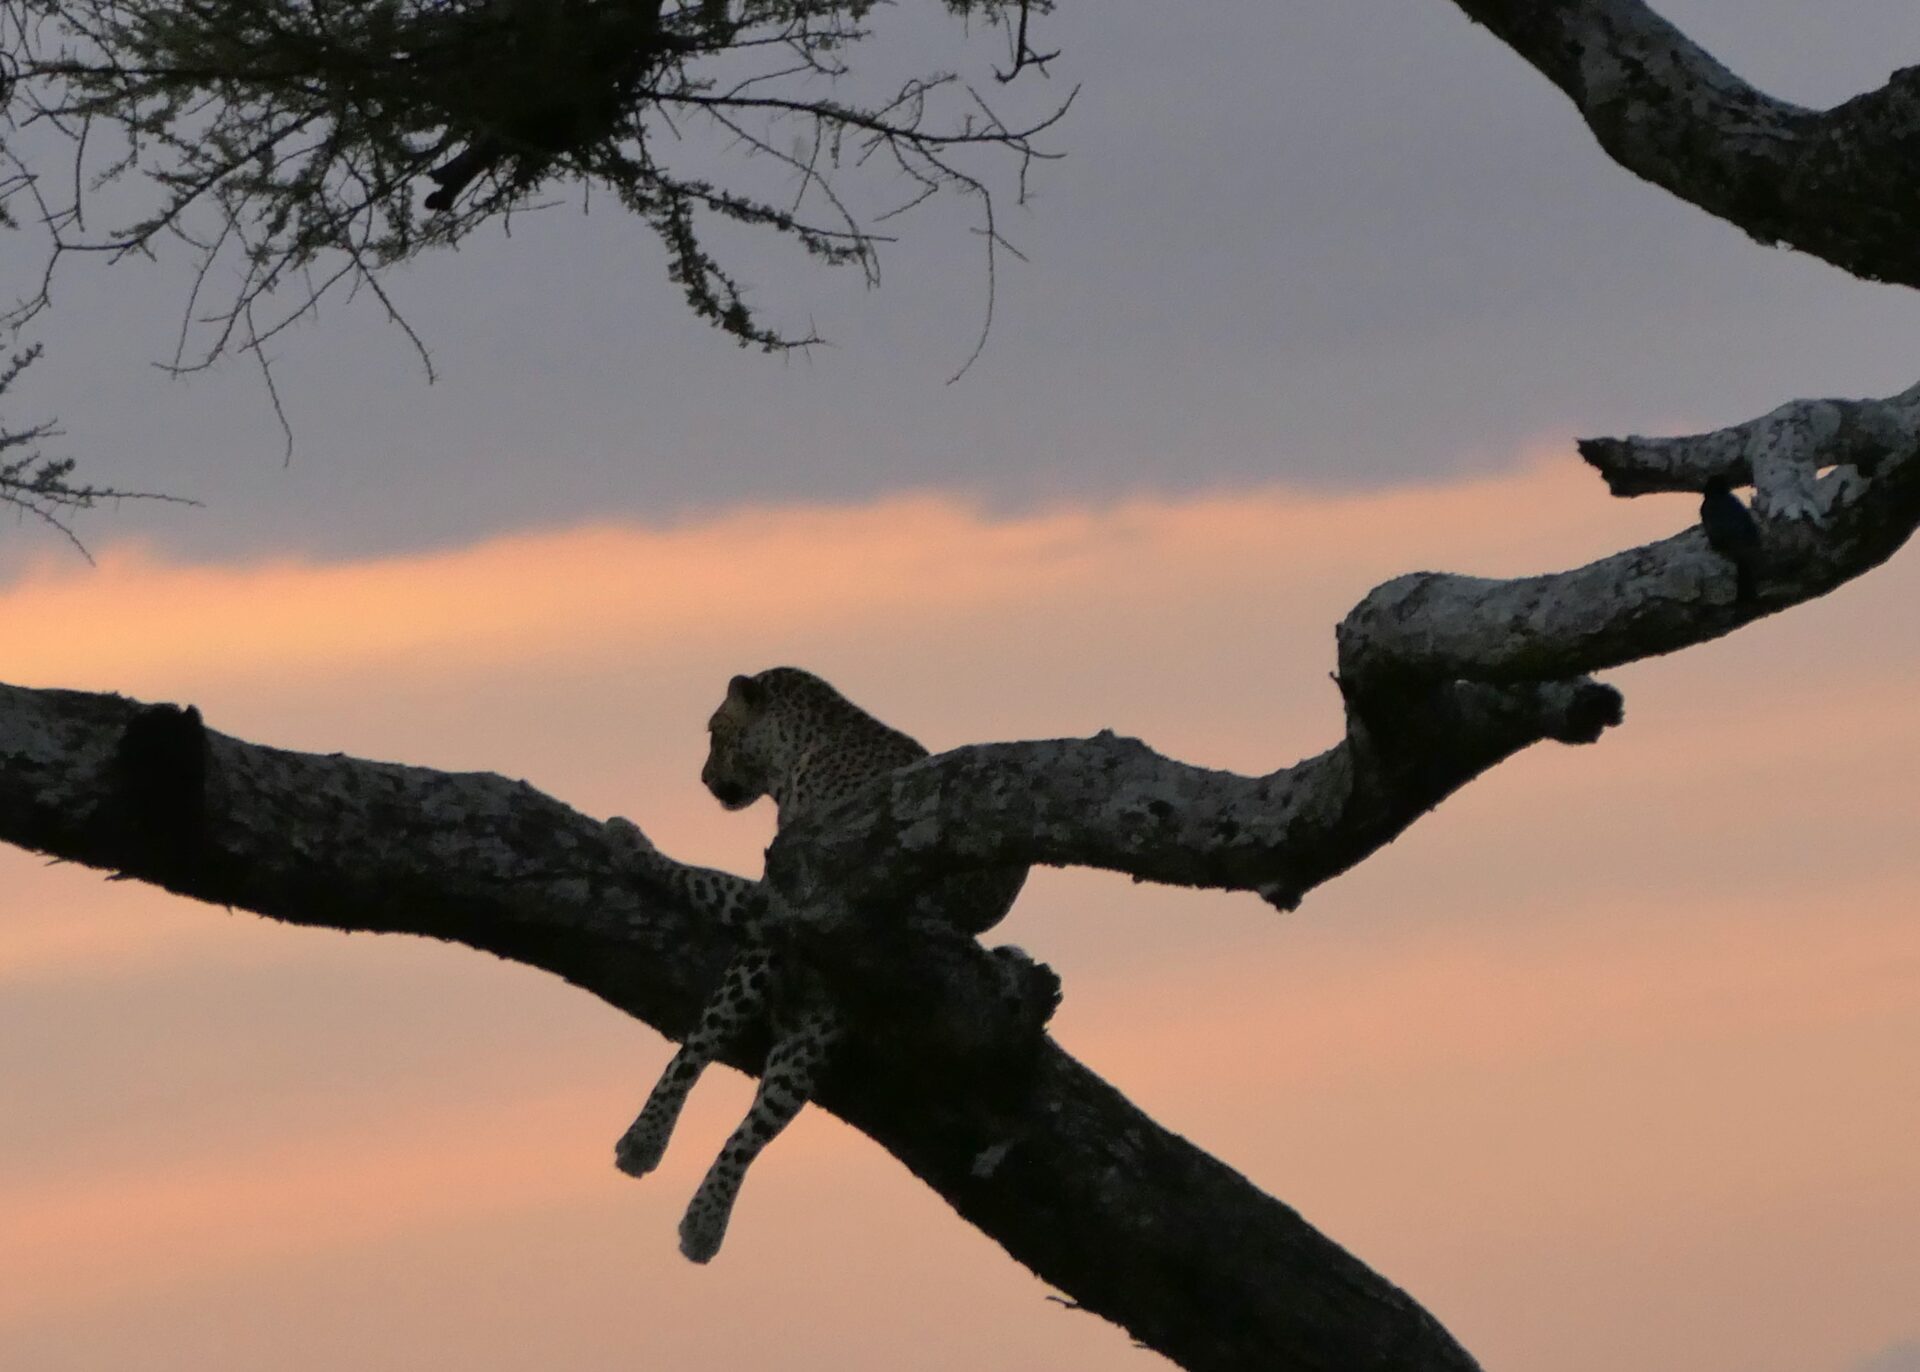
[1065,872,1920,1099]
[0,453,1680,694]
[0,1083,605,1324]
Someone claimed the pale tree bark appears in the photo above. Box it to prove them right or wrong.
[7,4,1920,1370]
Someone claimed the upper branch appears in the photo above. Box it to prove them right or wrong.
[774,388,1918,919]
[2,0,1069,361]
[769,679,1619,918]
[1449,0,1920,286]
[1338,388,1920,694]
[1578,379,1920,498]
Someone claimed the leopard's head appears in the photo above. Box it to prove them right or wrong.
[700,666,923,819]
[701,673,781,810]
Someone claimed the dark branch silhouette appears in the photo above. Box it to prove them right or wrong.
[1447,0,1920,288]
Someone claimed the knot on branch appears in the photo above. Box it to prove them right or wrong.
[109,701,210,880]
[1548,681,1625,744]
[795,915,1060,1093]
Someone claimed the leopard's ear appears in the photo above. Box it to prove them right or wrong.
[727,674,767,710]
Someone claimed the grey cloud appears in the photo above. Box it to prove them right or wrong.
[5,0,1919,566]
[1849,1341,1920,1372]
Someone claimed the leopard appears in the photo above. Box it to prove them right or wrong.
[608,667,1026,1262]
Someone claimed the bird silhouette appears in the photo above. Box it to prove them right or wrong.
[1699,474,1763,602]
[423,140,500,211]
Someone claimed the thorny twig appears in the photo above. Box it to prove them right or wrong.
[0,343,195,558]
[0,0,1069,396]
[994,0,1058,83]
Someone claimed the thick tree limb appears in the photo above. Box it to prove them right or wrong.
[1449,0,1920,287]
[767,679,1620,920]
[0,682,1482,1372]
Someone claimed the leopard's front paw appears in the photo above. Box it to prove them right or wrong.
[614,1114,670,1178]
[678,1194,730,1264]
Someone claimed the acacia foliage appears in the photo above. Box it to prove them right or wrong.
[0,343,184,551]
[0,0,1062,361]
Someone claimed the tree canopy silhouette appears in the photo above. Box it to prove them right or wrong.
[1,0,1067,365]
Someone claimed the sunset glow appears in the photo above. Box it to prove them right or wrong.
[4,454,1915,1372]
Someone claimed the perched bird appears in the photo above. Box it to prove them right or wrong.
[423,139,500,211]
[1699,474,1763,602]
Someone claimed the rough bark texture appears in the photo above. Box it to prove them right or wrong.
[1577,380,1920,501]
[0,682,1485,1372]
[1449,0,1920,289]
[768,680,1620,920]
[1338,386,1920,696]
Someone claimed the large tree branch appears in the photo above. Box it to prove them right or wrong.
[1337,442,1918,693]
[0,682,1482,1372]
[1449,0,1920,287]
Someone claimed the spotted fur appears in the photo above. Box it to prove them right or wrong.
[614,667,1025,1262]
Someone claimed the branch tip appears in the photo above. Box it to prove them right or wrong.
[1257,880,1303,913]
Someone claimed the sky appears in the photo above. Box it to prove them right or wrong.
[2,2,1917,1370]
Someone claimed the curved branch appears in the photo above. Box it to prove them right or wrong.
[1338,393,1920,694]
[769,679,1619,917]
[770,395,1918,920]
[0,682,1481,1372]
[1450,0,1920,286]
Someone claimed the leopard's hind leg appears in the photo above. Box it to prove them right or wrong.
[615,942,774,1177]
[678,1005,842,1263]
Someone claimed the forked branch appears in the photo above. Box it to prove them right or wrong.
[5,386,1914,1369]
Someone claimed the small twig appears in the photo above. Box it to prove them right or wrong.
[994,0,1059,83]
[242,302,296,466]
[2,0,1072,381]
